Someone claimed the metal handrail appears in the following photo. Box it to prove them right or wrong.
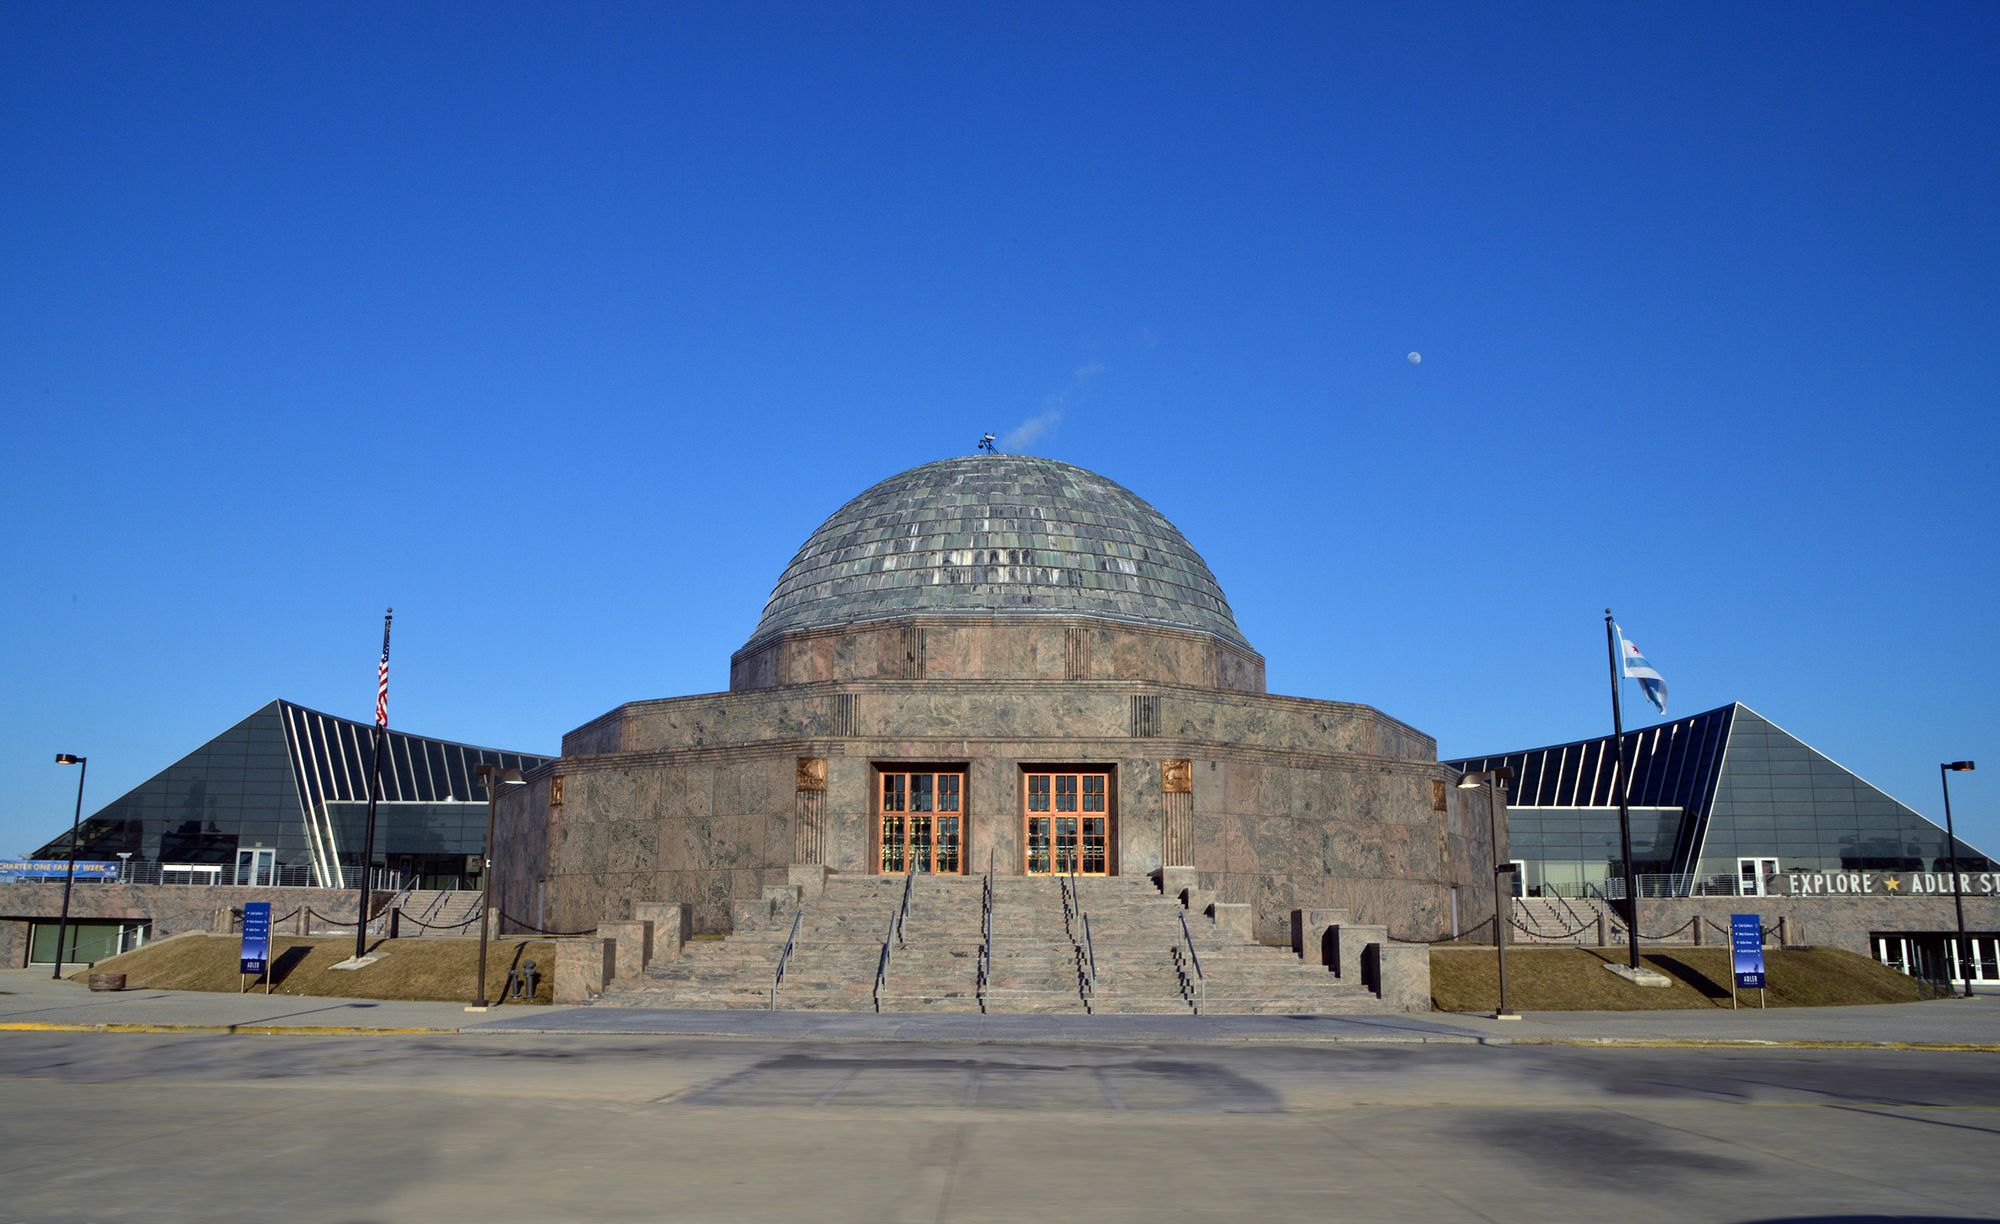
[894,861,916,947]
[770,904,804,1011]
[1536,888,1595,936]
[977,851,994,1012]
[1056,868,1096,1009]
[871,939,891,1013]
[873,867,915,1012]
[413,889,451,924]
[1176,910,1205,1012]
[370,880,420,934]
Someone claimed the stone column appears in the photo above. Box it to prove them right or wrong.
[1162,759,1194,868]
[795,757,826,865]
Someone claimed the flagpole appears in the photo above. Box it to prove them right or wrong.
[353,608,392,962]
[1604,609,1642,971]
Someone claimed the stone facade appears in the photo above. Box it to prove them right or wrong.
[495,454,1502,946]
[497,675,1499,943]
[730,616,1266,694]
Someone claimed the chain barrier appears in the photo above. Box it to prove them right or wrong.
[1636,916,1698,941]
[304,905,392,927]
[497,910,598,937]
[1393,915,1496,944]
[401,910,484,932]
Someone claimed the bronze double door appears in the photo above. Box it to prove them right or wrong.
[877,768,1113,875]
[1024,771,1109,875]
[879,771,963,874]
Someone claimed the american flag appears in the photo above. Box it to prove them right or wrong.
[374,609,393,728]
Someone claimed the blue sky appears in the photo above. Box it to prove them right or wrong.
[3,3,1995,858]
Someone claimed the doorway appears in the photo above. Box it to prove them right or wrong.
[234,847,276,887]
[878,770,964,874]
[1024,770,1111,875]
[1737,857,1779,896]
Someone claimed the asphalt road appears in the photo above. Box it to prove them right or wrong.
[1,1033,1994,1223]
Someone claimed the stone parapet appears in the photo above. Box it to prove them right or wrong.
[562,679,1434,764]
[633,903,690,961]
[599,920,653,980]
[555,937,617,1003]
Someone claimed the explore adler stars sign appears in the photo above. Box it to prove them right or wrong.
[1784,870,2000,898]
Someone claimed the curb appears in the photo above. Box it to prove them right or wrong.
[0,1021,458,1036]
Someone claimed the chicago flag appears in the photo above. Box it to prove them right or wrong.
[1615,625,1669,716]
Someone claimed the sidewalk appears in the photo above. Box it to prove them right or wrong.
[1435,993,2000,1048]
[0,969,559,1033]
[3,968,1993,1047]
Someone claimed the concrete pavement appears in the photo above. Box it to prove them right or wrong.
[1,1029,1996,1222]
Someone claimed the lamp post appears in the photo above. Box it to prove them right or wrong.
[469,764,526,1011]
[1459,767,1519,1020]
[51,754,88,980]
[1940,761,1976,998]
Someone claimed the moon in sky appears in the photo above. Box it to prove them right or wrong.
[1407,352,1422,366]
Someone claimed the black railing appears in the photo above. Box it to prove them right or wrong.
[770,905,805,1011]
[1175,910,1205,1013]
[977,851,994,1013]
[873,866,916,1012]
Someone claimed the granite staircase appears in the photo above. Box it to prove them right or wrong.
[396,889,485,936]
[1511,895,1611,945]
[595,871,1391,1014]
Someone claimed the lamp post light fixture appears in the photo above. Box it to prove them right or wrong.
[1940,761,1976,998]
[52,754,88,980]
[469,764,527,1011]
[1458,767,1519,1020]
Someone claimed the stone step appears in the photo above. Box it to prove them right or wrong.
[1089,998,1196,1014]
[979,989,1085,1013]
[877,995,984,1013]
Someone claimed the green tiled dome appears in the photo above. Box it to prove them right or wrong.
[745,454,1250,651]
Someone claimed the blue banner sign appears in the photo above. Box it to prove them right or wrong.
[0,859,120,882]
[1730,913,1767,990]
[240,902,272,976]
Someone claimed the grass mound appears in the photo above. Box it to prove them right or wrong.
[1431,944,1936,1012]
[75,934,557,1005]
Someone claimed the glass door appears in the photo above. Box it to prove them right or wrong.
[1737,857,1778,896]
[879,771,963,874]
[234,848,276,887]
[1023,771,1110,875]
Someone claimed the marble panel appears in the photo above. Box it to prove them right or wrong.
[1189,810,1226,873]
[1216,813,1254,874]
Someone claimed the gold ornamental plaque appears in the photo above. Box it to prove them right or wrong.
[797,756,828,792]
[1162,758,1193,795]
[549,775,565,807]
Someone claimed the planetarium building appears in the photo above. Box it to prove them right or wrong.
[496,454,1498,947]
